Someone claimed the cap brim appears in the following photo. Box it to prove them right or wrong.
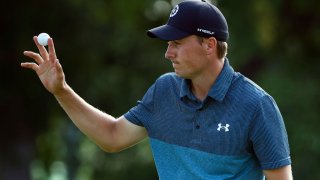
[147,24,190,41]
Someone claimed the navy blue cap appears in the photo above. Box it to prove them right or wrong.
[147,0,229,41]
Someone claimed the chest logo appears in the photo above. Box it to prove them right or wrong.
[217,123,230,132]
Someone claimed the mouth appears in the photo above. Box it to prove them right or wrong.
[171,60,179,65]
[171,61,179,68]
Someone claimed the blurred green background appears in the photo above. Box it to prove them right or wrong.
[1,0,319,179]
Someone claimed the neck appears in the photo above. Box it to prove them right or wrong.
[191,58,225,101]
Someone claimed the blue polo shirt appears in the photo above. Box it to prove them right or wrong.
[124,59,291,179]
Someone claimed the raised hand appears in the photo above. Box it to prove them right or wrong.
[21,36,66,95]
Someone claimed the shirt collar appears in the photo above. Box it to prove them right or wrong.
[180,79,197,101]
[179,58,234,102]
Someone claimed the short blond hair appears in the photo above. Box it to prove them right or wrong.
[216,41,228,59]
[197,36,228,59]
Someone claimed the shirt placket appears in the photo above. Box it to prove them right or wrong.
[191,102,205,145]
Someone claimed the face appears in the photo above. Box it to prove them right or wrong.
[165,35,210,79]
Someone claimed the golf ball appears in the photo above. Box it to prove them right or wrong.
[37,33,50,46]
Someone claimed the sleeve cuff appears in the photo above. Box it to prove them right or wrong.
[261,157,292,170]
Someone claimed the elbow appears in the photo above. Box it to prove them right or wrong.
[98,141,126,153]
[100,145,123,153]
[96,121,123,153]
[94,119,130,153]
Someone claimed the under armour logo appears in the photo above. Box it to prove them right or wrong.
[217,123,230,132]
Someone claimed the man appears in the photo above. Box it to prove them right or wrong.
[22,0,292,179]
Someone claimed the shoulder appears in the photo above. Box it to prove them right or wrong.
[158,72,182,82]
[232,72,282,118]
[231,72,269,101]
[227,72,277,116]
[155,72,183,89]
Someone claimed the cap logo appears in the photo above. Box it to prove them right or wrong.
[197,28,215,35]
[170,5,179,17]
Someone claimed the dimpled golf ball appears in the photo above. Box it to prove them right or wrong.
[37,33,50,46]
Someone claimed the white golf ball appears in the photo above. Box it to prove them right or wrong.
[37,33,50,46]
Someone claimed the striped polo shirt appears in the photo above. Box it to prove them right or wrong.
[124,59,291,179]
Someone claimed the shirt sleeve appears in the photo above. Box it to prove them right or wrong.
[124,83,156,127]
[249,95,291,170]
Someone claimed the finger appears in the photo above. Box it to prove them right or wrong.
[48,38,57,61]
[23,51,44,64]
[54,59,63,74]
[33,36,49,61]
[21,62,39,72]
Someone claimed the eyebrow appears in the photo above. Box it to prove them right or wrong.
[173,40,182,44]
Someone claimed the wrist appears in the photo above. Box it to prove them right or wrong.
[53,82,72,99]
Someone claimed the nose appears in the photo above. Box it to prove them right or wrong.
[165,41,176,60]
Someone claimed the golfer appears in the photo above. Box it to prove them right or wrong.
[22,0,292,179]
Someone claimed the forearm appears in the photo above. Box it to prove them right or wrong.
[54,84,118,151]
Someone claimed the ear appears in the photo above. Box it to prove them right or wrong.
[205,37,217,55]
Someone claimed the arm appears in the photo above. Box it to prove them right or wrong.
[263,165,293,180]
[21,36,147,152]
[54,85,147,152]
